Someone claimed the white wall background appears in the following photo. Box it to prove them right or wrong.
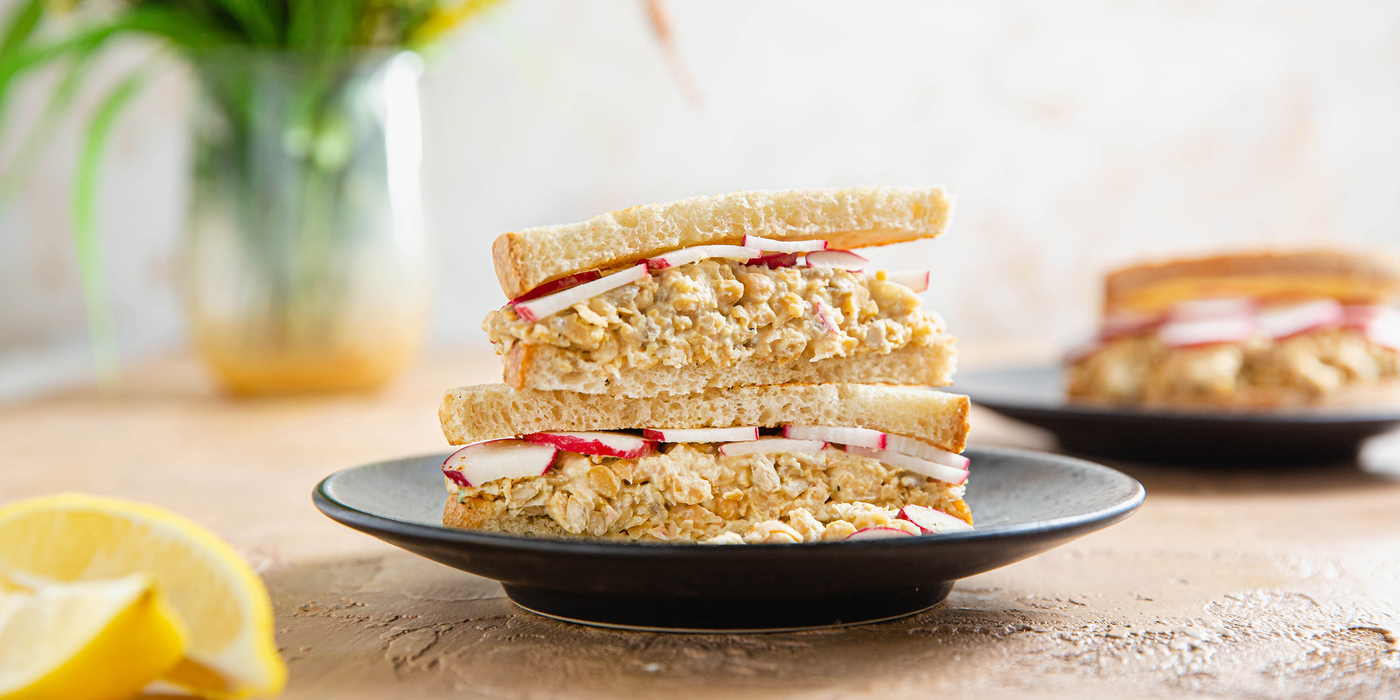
[3,0,1400,397]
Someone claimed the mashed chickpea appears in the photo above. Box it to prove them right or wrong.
[485,260,948,374]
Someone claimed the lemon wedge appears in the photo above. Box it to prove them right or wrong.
[0,574,185,700]
[0,495,286,699]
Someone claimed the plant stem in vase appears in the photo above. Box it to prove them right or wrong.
[182,50,428,394]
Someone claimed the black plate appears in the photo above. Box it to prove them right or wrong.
[957,366,1400,464]
[312,447,1143,632]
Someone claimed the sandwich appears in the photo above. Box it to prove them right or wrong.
[482,186,958,397]
[438,382,973,544]
[1067,248,1400,407]
[437,186,973,544]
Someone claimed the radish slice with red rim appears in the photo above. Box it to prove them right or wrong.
[805,249,869,271]
[882,434,969,470]
[846,445,969,485]
[513,264,648,322]
[749,252,803,268]
[642,426,760,443]
[1158,317,1256,348]
[644,245,758,270]
[510,271,603,303]
[741,235,828,253]
[717,437,826,456]
[522,431,656,459]
[898,505,973,534]
[442,439,559,488]
[1343,305,1387,329]
[812,299,840,333]
[1256,300,1344,340]
[782,425,886,449]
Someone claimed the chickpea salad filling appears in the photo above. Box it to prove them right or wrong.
[441,427,973,544]
[1068,298,1400,404]
[484,242,952,377]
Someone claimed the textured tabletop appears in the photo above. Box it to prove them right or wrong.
[2,352,1398,699]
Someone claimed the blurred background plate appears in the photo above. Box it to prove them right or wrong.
[957,366,1400,464]
[313,446,1144,632]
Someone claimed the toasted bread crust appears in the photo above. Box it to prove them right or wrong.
[439,383,970,452]
[493,186,955,299]
[502,342,957,397]
[1103,248,1400,315]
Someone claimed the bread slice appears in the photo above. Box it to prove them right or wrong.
[439,382,970,452]
[492,186,955,299]
[1103,248,1400,316]
[503,339,957,397]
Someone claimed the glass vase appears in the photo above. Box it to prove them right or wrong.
[182,50,428,394]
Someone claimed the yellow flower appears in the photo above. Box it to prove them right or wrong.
[410,0,504,48]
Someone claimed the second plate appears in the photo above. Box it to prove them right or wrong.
[957,366,1400,464]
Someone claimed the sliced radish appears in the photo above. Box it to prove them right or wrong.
[1256,300,1344,340]
[748,252,803,268]
[1100,313,1165,340]
[1169,298,1256,322]
[717,437,826,456]
[845,527,916,541]
[846,445,969,485]
[644,245,758,270]
[812,299,840,333]
[1342,305,1386,329]
[782,425,886,449]
[742,235,828,253]
[642,426,760,443]
[876,270,930,293]
[522,431,656,459]
[442,439,558,488]
[805,249,869,271]
[513,264,648,322]
[1158,317,1256,348]
[882,434,970,470]
[1365,308,1400,351]
[898,505,973,534]
[510,270,603,303]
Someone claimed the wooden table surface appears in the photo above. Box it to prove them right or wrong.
[3,352,1400,699]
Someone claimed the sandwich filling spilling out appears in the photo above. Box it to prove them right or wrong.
[441,427,972,544]
[1068,298,1400,405]
[483,241,954,391]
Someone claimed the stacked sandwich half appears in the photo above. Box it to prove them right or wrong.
[438,187,974,544]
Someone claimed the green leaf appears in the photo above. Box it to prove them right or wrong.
[0,46,98,196]
[0,21,121,122]
[0,0,44,59]
[201,0,280,45]
[73,69,147,385]
[287,0,364,50]
[120,6,243,50]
